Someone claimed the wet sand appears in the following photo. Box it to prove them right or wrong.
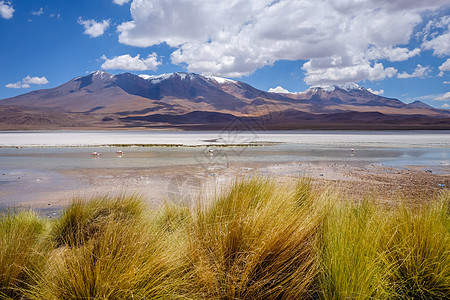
[2,159,448,219]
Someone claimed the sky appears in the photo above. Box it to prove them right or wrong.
[1,0,450,108]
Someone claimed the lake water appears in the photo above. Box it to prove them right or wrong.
[0,130,449,208]
[1,130,449,166]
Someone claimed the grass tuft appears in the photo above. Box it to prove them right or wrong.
[382,192,450,299]
[0,178,448,299]
[0,210,48,299]
[186,177,323,299]
[319,198,391,299]
[51,193,145,247]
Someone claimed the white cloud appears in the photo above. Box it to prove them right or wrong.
[438,58,450,76]
[78,18,110,38]
[0,1,14,19]
[366,47,421,62]
[50,13,61,20]
[113,0,130,5]
[23,75,49,85]
[444,81,450,84]
[302,57,397,85]
[101,53,161,71]
[397,64,432,79]
[268,86,291,94]
[116,0,447,83]
[5,76,49,89]
[5,82,28,89]
[434,92,450,101]
[420,15,450,56]
[31,7,44,16]
[442,103,450,108]
[367,88,384,95]
[422,32,450,56]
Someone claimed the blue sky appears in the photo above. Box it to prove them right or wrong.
[1,0,449,108]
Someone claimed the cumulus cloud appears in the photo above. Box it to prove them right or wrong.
[442,103,450,108]
[302,57,397,85]
[438,58,450,76]
[101,53,161,71]
[0,1,14,19]
[434,92,450,101]
[113,0,130,5]
[5,75,49,89]
[5,82,28,89]
[116,0,448,84]
[23,75,49,85]
[367,88,384,95]
[444,81,450,84]
[78,18,110,38]
[420,15,450,56]
[366,47,421,62]
[268,86,292,94]
[397,64,432,79]
[422,32,450,56]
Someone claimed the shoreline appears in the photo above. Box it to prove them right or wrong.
[0,142,282,148]
[1,130,448,216]
[2,160,448,218]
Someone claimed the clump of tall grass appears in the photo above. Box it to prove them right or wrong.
[186,177,325,299]
[0,178,448,299]
[25,194,186,299]
[319,191,450,299]
[154,201,191,233]
[26,219,184,299]
[383,192,450,299]
[319,198,391,299]
[0,210,48,299]
[51,194,145,247]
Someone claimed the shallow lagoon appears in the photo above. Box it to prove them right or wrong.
[1,130,449,168]
[0,130,449,208]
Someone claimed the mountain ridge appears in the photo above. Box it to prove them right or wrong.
[1,71,449,130]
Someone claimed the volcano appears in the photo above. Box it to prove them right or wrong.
[1,71,449,130]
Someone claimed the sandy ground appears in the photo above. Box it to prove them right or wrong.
[3,159,447,218]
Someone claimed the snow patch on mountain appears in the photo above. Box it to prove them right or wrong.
[138,73,174,84]
[138,74,152,80]
[308,86,336,93]
[335,82,362,91]
[308,82,365,93]
[204,75,236,84]
[92,70,114,80]
[139,72,226,84]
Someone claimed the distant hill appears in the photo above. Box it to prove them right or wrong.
[1,71,449,130]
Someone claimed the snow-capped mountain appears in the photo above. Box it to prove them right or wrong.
[307,82,363,93]
[0,71,448,130]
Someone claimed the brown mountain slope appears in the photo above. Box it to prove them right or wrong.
[1,71,449,130]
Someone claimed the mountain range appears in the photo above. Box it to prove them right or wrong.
[1,71,449,130]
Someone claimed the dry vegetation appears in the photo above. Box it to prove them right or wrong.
[0,178,449,299]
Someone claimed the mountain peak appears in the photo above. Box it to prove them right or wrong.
[204,75,236,84]
[335,82,362,91]
[91,70,114,80]
[138,72,194,83]
[2,71,449,130]
[137,72,236,85]
[308,82,363,93]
